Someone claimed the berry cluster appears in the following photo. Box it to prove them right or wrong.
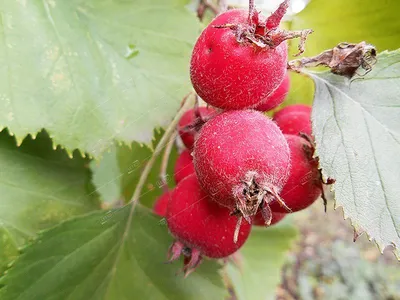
[152,1,329,275]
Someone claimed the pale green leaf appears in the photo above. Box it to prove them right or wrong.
[291,0,400,56]
[0,130,99,273]
[0,205,226,300]
[226,220,298,300]
[0,0,200,156]
[310,50,400,257]
[90,145,121,205]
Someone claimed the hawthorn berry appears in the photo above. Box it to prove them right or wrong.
[193,110,291,225]
[270,134,321,213]
[254,73,290,112]
[190,8,288,110]
[273,104,312,136]
[178,106,216,150]
[167,174,251,274]
[152,190,172,217]
[174,149,195,184]
[253,208,286,226]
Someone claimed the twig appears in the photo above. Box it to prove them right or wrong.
[128,94,194,207]
[197,0,219,21]
[159,131,178,193]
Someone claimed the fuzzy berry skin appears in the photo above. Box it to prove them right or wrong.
[190,9,288,110]
[174,149,195,184]
[167,174,251,258]
[270,135,321,213]
[254,73,290,112]
[193,110,291,218]
[178,107,215,150]
[152,191,172,217]
[253,209,286,226]
[273,104,312,136]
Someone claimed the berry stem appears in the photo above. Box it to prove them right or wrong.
[159,130,178,193]
[129,94,194,208]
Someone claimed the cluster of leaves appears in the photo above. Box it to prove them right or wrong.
[0,0,399,299]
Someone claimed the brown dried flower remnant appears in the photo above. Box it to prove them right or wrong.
[288,41,377,78]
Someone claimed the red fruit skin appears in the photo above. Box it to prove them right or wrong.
[253,210,286,226]
[190,9,288,110]
[178,107,215,150]
[167,174,251,258]
[174,149,195,184]
[254,73,290,112]
[273,104,312,136]
[193,110,291,208]
[153,191,172,217]
[270,135,321,213]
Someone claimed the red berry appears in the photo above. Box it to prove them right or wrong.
[190,9,288,110]
[152,190,172,217]
[167,174,251,273]
[174,149,195,184]
[193,110,291,223]
[270,135,321,213]
[178,107,216,150]
[273,104,312,136]
[253,209,286,226]
[254,73,290,112]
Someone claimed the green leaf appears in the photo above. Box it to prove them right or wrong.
[0,0,200,156]
[90,129,178,208]
[225,220,298,300]
[310,50,400,258]
[90,145,121,206]
[286,0,400,106]
[284,71,314,107]
[291,0,400,56]
[0,129,99,273]
[0,205,226,300]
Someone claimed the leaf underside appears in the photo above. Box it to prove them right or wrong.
[310,50,400,258]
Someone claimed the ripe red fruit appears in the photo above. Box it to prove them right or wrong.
[270,134,321,213]
[167,174,251,274]
[174,149,195,184]
[178,107,216,150]
[193,110,291,224]
[254,73,290,112]
[152,190,172,217]
[190,9,288,110]
[253,209,286,226]
[273,104,312,136]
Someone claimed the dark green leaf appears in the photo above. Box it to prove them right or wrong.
[310,50,400,257]
[0,205,226,300]
[0,130,99,273]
